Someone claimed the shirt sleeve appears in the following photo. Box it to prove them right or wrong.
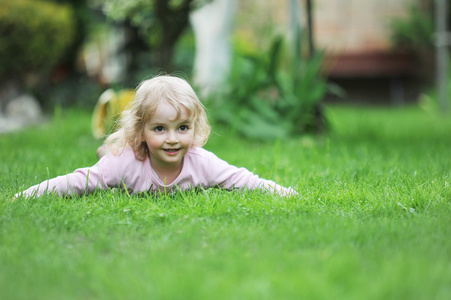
[15,152,126,198]
[203,151,297,197]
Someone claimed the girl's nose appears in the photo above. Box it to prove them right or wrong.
[166,130,178,143]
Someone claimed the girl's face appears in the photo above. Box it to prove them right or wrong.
[141,101,195,173]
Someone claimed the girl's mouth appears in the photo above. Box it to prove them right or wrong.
[163,148,180,155]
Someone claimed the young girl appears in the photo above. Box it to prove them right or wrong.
[15,75,297,198]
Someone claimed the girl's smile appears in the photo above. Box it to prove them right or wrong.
[163,148,180,155]
[141,101,195,183]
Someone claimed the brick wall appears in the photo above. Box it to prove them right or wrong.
[235,0,425,103]
[236,0,419,54]
[314,0,418,53]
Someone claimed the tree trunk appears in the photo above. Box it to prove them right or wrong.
[154,0,194,72]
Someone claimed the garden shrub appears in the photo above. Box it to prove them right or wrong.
[210,35,342,140]
[0,0,76,81]
[389,4,434,50]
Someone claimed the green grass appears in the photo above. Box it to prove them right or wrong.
[1,106,450,299]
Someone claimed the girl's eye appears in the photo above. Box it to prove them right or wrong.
[179,125,189,132]
[154,126,165,132]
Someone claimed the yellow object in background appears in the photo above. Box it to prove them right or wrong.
[91,89,135,139]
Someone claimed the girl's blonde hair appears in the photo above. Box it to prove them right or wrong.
[105,75,211,161]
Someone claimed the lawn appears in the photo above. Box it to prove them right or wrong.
[1,105,450,299]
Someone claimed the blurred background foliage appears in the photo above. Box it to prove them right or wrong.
[0,0,102,109]
[0,0,449,140]
[210,35,340,140]
[390,3,435,50]
[0,0,75,84]
[98,0,209,74]
[389,0,450,112]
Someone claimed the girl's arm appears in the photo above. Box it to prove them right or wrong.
[15,162,108,199]
[200,150,297,196]
[216,166,297,196]
[15,148,144,199]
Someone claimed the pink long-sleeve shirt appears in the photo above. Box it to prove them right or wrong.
[17,147,296,198]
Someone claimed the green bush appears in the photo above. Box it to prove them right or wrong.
[0,0,76,81]
[389,4,434,50]
[210,35,342,141]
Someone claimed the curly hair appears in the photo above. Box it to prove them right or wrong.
[105,75,211,161]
